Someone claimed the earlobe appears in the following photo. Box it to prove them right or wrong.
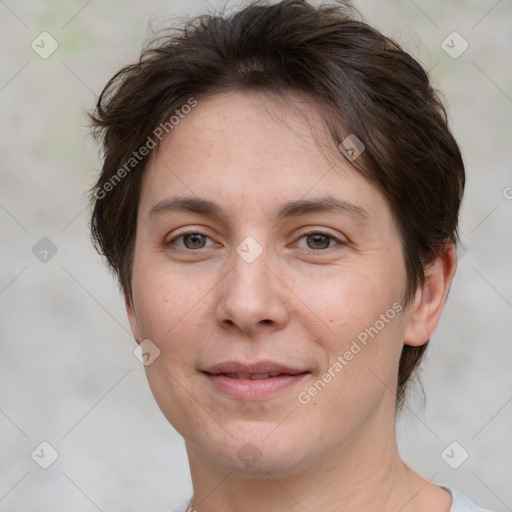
[125,293,142,345]
[403,243,457,347]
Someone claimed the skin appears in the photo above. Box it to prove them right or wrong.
[126,90,457,512]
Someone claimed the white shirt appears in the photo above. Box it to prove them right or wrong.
[167,486,492,512]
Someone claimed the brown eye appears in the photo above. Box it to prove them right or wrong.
[183,233,207,249]
[296,231,343,252]
[306,233,331,250]
[169,232,212,250]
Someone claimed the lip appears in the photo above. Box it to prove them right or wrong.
[202,361,310,401]
[203,360,307,375]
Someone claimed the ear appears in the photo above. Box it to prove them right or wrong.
[125,292,142,345]
[403,243,457,347]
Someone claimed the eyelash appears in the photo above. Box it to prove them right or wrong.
[167,230,344,253]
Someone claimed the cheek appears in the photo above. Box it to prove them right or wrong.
[297,262,404,338]
[295,266,406,395]
[131,262,210,432]
[131,256,208,340]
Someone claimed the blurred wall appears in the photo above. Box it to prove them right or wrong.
[1,0,511,510]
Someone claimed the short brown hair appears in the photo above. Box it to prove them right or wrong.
[88,0,465,408]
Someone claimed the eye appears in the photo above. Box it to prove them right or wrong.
[295,230,343,251]
[167,230,344,252]
[168,232,215,250]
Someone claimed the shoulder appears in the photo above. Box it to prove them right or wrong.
[442,486,493,512]
[166,497,193,512]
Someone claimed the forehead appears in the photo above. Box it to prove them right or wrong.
[156,90,337,173]
[139,90,390,224]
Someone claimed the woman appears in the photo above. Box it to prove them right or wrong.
[88,1,492,510]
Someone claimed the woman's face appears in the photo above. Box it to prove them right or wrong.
[127,90,416,474]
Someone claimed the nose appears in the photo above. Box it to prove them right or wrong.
[216,243,290,334]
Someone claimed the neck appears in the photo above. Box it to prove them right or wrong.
[183,407,438,512]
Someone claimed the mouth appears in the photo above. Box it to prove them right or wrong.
[203,360,308,376]
[210,372,305,380]
[201,361,310,400]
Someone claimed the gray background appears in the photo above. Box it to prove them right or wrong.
[1,0,511,510]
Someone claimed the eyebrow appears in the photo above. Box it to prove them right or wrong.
[148,195,369,223]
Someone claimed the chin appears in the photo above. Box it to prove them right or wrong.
[197,423,313,475]
[212,446,306,476]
